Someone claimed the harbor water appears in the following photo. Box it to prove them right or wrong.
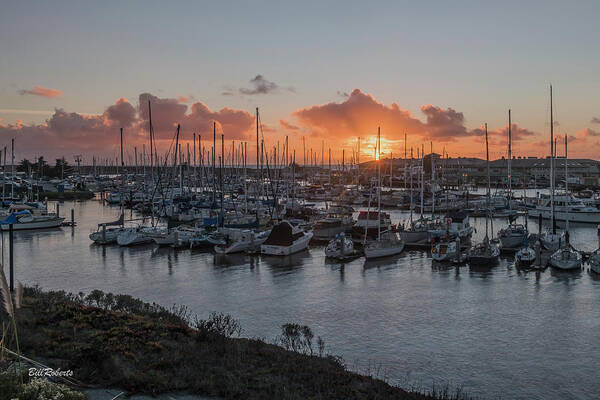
[8,198,600,400]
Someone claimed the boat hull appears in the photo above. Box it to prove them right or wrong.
[1,218,65,231]
[364,242,405,259]
[261,231,313,256]
[528,209,600,223]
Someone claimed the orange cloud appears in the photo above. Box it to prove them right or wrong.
[279,119,299,131]
[18,86,62,98]
[0,93,255,160]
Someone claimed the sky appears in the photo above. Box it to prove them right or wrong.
[1,0,599,164]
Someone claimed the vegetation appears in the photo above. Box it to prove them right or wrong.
[0,371,87,400]
[0,286,477,399]
[17,157,72,180]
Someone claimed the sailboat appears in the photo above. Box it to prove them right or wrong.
[549,135,582,270]
[540,85,565,251]
[498,110,528,249]
[89,213,126,244]
[469,123,500,266]
[324,232,356,259]
[364,128,405,259]
[399,144,435,244]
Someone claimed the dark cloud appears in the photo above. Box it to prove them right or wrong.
[591,117,600,124]
[239,75,278,95]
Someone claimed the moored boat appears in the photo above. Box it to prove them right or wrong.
[261,220,313,256]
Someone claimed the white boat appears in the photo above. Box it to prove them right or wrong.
[528,195,600,223]
[364,230,405,259]
[549,247,582,270]
[428,211,473,240]
[498,223,528,249]
[313,206,354,241]
[324,232,355,258]
[0,210,64,231]
[589,249,600,274]
[89,214,126,244]
[351,211,392,240]
[116,227,153,246]
[540,230,565,251]
[261,220,313,256]
[432,239,460,262]
[399,218,435,244]
[363,128,405,260]
[215,229,270,254]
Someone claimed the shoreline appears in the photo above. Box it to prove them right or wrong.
[3,286,474,400]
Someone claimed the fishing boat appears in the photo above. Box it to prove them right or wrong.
[261,220,313,256]
[215,229,270,254]
[363,128,405,260]
[324,232,355,259]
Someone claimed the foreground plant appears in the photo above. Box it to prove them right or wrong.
[0,371,87,400]
[0,268,22,383]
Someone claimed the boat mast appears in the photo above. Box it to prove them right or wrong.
[565,134,569,233]
[508,109,512,210]
[213,121,217,205]
[409,147,413,223]
[377,127,381,241]
[430,142,435,217]
[420,144,424,220]
[550,85,556,234]
[485,123,490,240]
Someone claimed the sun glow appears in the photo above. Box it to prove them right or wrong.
[361,135,401,160]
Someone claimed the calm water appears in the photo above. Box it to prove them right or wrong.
[7,198,600,400]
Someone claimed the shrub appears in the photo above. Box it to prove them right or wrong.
[278,323,314,355]
[193,312,242,341]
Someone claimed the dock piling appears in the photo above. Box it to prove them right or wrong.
[9,223,14,292]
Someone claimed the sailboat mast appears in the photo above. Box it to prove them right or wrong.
[550,85,556,234]
[565,134,569,233]
[508,109,512,208]
[213,121,217,205]
[377,127,381,241]
[485,123,490,239]
[420,144,424,220]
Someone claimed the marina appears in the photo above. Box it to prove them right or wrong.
[3,3,600,397]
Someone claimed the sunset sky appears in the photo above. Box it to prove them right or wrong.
[1,1,599,164]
